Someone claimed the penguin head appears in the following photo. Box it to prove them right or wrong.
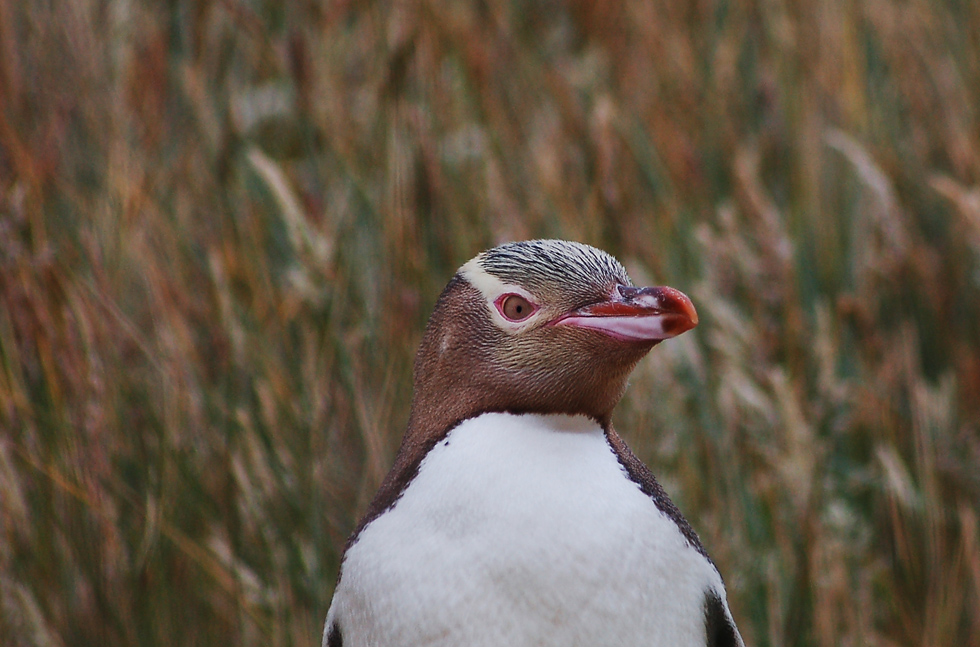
[408,240,698,433]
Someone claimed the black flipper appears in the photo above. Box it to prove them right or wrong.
[704,590,740,647]
[326,621,343,647]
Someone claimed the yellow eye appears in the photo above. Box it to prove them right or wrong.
[499,294,535,321]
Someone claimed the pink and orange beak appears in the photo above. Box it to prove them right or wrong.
[553,285,698,343]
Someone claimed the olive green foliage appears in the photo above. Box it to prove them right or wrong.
[1,1,979,645]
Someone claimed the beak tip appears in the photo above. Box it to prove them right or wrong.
[687,302,699,327]
[661,286,698,330]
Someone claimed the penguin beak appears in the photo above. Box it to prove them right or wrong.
[553,285,699,343]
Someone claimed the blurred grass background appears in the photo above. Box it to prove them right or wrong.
[1,0,979,645]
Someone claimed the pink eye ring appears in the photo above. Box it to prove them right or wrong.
[495,294,537,322]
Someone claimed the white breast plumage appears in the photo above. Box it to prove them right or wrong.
[326,412,729,647]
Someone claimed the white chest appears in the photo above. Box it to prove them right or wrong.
[327,413,729,647]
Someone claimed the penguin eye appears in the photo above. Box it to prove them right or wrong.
[496,294,536,322]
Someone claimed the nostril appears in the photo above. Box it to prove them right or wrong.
[617,285,639,300]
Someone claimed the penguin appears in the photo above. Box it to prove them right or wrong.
[323,239,744,647]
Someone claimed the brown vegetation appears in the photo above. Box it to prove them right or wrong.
[1,1,979,645]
